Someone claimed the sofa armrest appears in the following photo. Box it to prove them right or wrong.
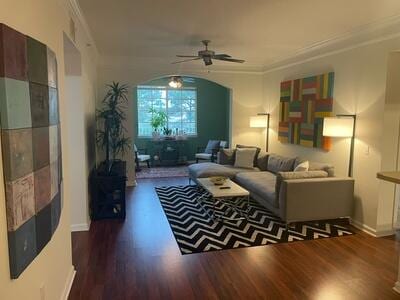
[278,177,354,223]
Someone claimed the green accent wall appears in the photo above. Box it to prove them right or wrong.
[133,76,230,161]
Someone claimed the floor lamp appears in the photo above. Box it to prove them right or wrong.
[323,114,356,177]
[250,113,270,152]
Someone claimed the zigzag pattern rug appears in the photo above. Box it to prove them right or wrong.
[155,185,354,254]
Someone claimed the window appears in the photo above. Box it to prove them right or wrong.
[137,86,197,137]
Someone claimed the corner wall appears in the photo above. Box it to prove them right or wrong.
[262,37,400,234]
[0,1,97,299]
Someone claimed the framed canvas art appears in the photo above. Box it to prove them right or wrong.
[0,23,62,279]
[278,72,334,151]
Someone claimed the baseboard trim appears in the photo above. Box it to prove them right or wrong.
[350,219,377,237]
[349,219,396,237]
[60,266,76,300]
[70,221,90,232]
[393,281,400,294]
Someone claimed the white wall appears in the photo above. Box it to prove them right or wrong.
[64,34,95,232]
[97,64,264,184]
[262,37,400,234]
[0,1,97,299]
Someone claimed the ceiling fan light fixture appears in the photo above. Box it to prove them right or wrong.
[203,56,212,66]
[169,76,183,88]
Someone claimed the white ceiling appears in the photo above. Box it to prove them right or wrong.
[78,0,400,69]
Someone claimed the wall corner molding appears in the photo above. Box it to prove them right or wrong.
[66,0,99,57]
[60,266,76,300]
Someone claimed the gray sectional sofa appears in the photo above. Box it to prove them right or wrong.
[188,150,354,224]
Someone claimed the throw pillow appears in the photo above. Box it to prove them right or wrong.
[275,170,329,194]
[267,154,296,174]
[204,140,220,154]
[294,160,309,172]
[234,148,257,169]
[236,144,261,167]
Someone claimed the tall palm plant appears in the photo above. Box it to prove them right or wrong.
[96,82,131,173]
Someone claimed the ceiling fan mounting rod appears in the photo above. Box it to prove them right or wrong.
[202,40,210,50]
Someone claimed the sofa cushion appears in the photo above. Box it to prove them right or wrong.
[294,157,335,177]
[236,144,261,167]
[267,154,296,174]
[275,170,329,195]
[309,162,335,177]
[234,148,257,169]
[235,171,278,208]
[204,140,220,154]
[256,154,269,171]
[217,148,236,165]
[189,162,259,180]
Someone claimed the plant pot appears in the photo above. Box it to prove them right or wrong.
[152,131,160,140]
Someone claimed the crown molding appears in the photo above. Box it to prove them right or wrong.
[58,3,400,77]
[98,56,264,75]
[58,0,99,58]
[262,13,400,73]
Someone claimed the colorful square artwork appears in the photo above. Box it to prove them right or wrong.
[34,165,51,212]
[0,24,62,279]
[27,36,48,85]
[29,82,49,127]
[1,129,33,181]
[0,78,31,129]
[32,127,50,171]
[5,173,35,231]
[0,24,28,81]
[278,72,334,151]
[7,217,37,278]
[35,203,52,253]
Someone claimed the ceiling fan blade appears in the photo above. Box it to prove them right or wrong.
[212,54,231,59]
[171,57,201,64]
[176,55,199,58]
[214,57,245,63]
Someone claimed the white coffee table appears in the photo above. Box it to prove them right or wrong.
[196,178,250,222]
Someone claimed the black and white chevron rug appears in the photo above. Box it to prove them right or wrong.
[155,185,354,254]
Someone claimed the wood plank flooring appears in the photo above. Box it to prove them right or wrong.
[69,177,400,300]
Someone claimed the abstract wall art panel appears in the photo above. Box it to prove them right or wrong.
[0,23,62,279]
[278,72,334,151]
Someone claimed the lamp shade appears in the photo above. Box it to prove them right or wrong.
[250,115,268,128]
[323,117,354,137]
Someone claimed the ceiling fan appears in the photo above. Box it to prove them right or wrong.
[172,40,245,66]
[168,75,195,88]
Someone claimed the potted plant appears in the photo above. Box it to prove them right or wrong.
[96,82,131,174]
[149,108,167,139]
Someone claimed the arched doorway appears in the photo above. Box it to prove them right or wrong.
[133,75,232,177]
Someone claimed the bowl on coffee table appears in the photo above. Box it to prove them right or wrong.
[209,176,227,186]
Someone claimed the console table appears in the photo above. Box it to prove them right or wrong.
[90,161,127,220]
[377,171,400,293]
[148,140,188,166]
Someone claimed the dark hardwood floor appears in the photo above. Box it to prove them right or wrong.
[69,177,400,300]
